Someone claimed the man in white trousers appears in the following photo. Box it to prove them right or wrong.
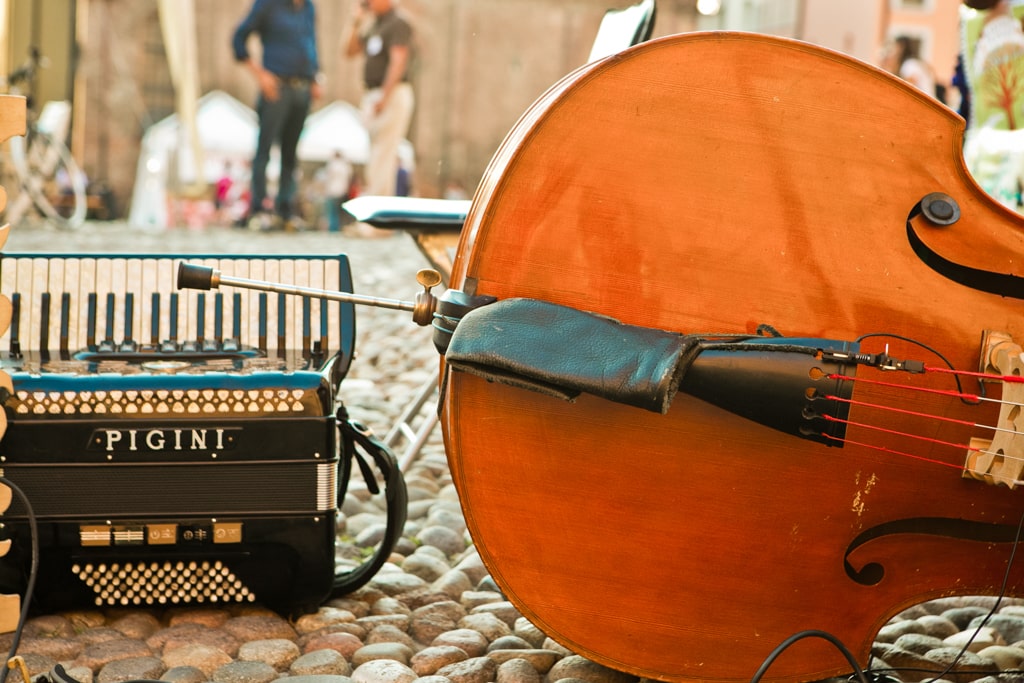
[345,0,415,197]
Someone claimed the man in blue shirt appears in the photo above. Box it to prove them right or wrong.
[232,0,322,230]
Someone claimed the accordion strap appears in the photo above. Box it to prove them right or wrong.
[331,408,409,597]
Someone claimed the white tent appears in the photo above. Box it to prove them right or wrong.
[128,90,260,230]
[128,93,416,229]
[297,100,415,169]
[297,100,370,164]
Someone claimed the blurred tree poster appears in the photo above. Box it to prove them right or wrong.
[962,0,1024,209]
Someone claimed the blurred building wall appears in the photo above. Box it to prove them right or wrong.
[2,0,965,217]
[69,0,699,210]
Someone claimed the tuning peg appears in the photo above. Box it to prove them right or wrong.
[417,269,443,289]
[412,269,442,327]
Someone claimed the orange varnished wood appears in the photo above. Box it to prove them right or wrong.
[440,33,1024,683]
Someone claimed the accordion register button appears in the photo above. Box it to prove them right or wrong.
[112,526,145,545]
[80,525,111,546]
[213,523,242,544]
[146,524,177,545]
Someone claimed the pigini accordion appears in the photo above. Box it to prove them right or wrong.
[0,253,355,614]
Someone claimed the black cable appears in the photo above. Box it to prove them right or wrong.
[47,664,162,683]
[888,507,1024,683]
[0,477,38,683]
[329,409,407,598]
[868,664,1024,680]
[751,506,1022,683]
[749,629,870,683]
[853,332,982,403]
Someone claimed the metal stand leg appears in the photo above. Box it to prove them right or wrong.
[385,374,440,471]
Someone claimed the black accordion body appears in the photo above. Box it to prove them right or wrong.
[0,253,356,614]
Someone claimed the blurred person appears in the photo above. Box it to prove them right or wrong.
[344,0,415,197]
[883,35,938,99]
[323,150,354,233]
[214,161,234,224]
[232,0,323,231]
[952,53,970,126]
[396,162,411,196]
[443,179,469,200]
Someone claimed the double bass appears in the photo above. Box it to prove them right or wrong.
[178,30,1024,683]
[438,32,1024,683]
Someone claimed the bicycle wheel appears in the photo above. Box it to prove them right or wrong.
[9,129,87,230]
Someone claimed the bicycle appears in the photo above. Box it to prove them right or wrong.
[2,47,87,231]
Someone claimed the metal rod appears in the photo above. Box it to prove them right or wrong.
[214,272,417,313]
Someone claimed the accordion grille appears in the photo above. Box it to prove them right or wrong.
[11,387,320,417]
[71,559,256,607]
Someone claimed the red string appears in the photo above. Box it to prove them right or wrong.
[926,365,1024,384]
[829,373,982,402]
[821,366,1020,472]
[820,412,980,453]
[825,394,979,429]
[819,431,970,471]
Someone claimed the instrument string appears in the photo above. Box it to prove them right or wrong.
[926,365,1024,384]
[819,413,1024,478]
[819,431,970,470]
[821,375,1024,472]
[820,412,982,457]
[825,394,1018,437]
[828,372,1017,407]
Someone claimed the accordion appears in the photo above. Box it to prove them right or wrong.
[0,252,356,615]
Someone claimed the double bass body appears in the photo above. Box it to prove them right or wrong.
[439,32,1024,682]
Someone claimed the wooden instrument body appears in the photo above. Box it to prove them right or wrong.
[441,33,1024,683]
